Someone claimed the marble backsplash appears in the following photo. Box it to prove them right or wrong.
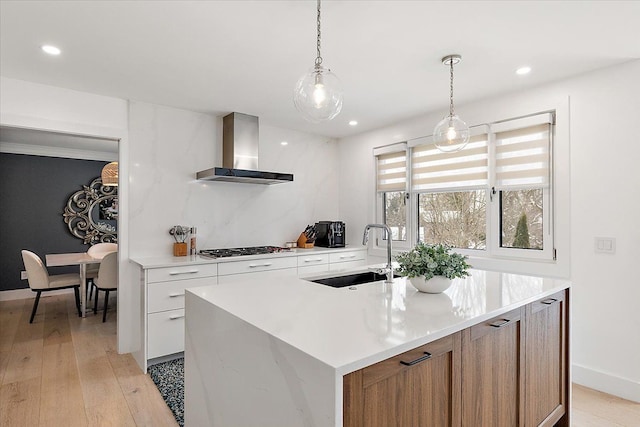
[128,101,339,257]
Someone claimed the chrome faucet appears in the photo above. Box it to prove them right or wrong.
[362,224,394,283]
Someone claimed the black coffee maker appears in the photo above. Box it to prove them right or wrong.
[314,221,346,248]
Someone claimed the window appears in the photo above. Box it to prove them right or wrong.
[375,143,408,243]
[375,112,554,261]
[384,191,407,241]
[500,189,543,250]
[418,190,486,249]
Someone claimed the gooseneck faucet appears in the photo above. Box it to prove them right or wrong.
[362,224,394,283]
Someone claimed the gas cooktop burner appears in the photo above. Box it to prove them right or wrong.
[199,246,292,259]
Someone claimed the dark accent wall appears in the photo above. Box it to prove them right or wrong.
[0,153,109,291]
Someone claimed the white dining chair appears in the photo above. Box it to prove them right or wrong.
[86,242,117,298]
[21,250,81,323]
[93,251,118,322]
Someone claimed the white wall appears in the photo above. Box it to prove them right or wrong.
[337,60,640,402]
[127,101,339,258]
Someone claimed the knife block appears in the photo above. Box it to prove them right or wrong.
[173,242,188,256]
[297,233,314,249]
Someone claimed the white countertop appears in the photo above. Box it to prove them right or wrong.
[130,246,365,269]
[187,268,570,375]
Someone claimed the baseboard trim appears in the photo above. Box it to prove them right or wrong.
[0,287,74,301]
[573,363,640,403]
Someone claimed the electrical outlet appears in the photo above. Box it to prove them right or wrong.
[21,270,28,280]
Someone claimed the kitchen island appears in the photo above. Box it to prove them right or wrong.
[184,269,570,426]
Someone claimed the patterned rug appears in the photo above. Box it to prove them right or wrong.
[147,358,185,426]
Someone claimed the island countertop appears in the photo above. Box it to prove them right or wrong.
[186,268,570,375]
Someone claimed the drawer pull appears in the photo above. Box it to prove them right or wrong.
[304,258,324,263]
[169,270,199,276]
[400,352,432,366]
[169,314,185,320]
[169,293,185,298]
[340,254,356,259]
[541,298,558,305]
[490,319,510,328]
[249,263,273,268]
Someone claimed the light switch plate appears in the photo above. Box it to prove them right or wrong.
[594,237,616,254]
[21,270,28,280]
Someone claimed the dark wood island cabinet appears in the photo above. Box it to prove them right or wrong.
[344,289,569,427]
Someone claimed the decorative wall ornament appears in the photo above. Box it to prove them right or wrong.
[63,177,118,245]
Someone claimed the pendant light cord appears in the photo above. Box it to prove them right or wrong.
[449,59,455,117]
[315,0,323,68]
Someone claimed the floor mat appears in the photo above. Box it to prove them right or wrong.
[147,358,184,426]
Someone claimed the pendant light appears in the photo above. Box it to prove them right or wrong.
[433,54,469,153]
[101,162,118,186]
[293,0,343,123]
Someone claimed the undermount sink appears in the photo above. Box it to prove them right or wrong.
[308,271,400,288]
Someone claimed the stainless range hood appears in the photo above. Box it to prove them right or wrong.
[197,113,294,184]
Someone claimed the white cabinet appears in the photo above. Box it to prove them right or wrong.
[328,250,366,272]
[297,253,330,276]
[218,256,298,284]
[145,263,218,364]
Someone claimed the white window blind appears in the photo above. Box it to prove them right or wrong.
[411,132,489,192]
[375,144,407,192]
[494,119,551,190]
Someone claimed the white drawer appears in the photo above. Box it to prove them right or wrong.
[329,250,366,264]
[147,263,218,283]
[147,308,185,359]
[218,267,298,284]
[297,253,329,267]
[147,276,217,313]
[298,264,330,277]
[328,259,367,272]
[218,256,297,276]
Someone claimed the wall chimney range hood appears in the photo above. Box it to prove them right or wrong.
[196,113,294,184]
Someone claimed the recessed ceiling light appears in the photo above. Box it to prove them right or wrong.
[41,45,61,55]
[516,66,531,75]
[280,141,288,146]
[349,120,358,126]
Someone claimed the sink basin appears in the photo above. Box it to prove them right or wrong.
[309,271,400,288]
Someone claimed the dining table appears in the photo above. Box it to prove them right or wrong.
[45,252,106,317]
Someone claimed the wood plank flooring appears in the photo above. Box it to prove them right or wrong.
[0,293,177,427]
[1,292,639,426]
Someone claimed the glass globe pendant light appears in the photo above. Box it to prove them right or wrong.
[293,0,343,123]
[433,54,470,152]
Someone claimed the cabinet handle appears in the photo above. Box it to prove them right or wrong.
[400,352,432,366]
[169,314,185,320]
[541,298,558,305]
[304,258,324,263]
[249,263,273,268]
[169,293,184,298]
[169,270,199,276]
[490,319,510,328]
[340,254,356,259]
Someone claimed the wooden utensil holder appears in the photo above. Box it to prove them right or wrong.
[173,242,188,256]
[297,233,314,249]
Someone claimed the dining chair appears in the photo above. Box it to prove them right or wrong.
[86,242,117,299]
[21,250,81,323]
[93,251,118,322]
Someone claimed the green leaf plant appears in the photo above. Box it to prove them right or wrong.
[395,243,471,280]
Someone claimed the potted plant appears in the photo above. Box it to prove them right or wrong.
[395,243,471,293]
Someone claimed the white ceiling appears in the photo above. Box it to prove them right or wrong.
[1,0,639,139]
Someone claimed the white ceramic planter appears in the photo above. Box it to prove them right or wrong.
[408,275,452,294]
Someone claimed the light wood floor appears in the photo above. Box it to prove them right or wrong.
[2,293,639,426]
[0,293,177,427]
